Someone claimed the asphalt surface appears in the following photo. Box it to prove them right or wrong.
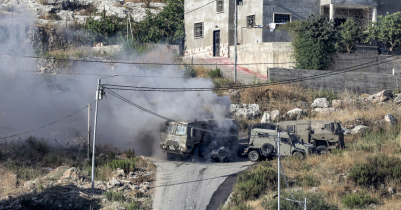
[150,157,253,210]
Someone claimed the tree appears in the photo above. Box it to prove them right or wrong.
[366,12,401,54]
[81,14,127,45]
[336,18,365,53]
[292,15,337,70]
[134,0,184,44]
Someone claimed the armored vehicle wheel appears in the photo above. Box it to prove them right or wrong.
[316,146,329,155]
[219,151,230,163]
[293,151,305,160]
[248,150,260,162]
[261,143,274,156]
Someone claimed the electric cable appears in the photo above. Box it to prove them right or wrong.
[0,101,96,140]
[2,53,393,66]
[104,88,240,137]
[184,0,216,15]
[101,55,401,91]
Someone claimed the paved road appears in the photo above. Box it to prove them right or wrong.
[150,158,253,210]
[182,57,268,84]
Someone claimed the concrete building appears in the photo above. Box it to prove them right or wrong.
[184,0,401,73]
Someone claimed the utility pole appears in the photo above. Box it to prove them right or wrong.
[304,198,307,210]
[103,6,106,44]
[91,74,117,195]
[233,0,237,83]
[277,127,281,210]
[87,104,91,160]
[127,12,129,41]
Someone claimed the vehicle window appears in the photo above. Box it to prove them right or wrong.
[330,122,335,132]
[324,124,330,130]
[281,138,290,144]
[165,124,175,134]
[289,135,298,142]
[176,125,187,135]
[258,133,269,137]
[287,126,295,133]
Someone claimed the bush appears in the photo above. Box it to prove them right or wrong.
[262,191,339,210]
[125,148,136,159]
[230,161,279,205]
[293,15,337,70]
[348,154,401,187]
[125,201,140,210]
[342,191,378,208]
[208,67,222,78]
[313,89,338,100]
[184,65,197,78]
[104,191,126,202]
[301,174,320,187]
[108,159,135,172]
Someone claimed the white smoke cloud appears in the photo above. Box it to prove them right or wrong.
[0,14,232,157]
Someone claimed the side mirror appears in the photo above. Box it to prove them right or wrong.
[190,128,194,138]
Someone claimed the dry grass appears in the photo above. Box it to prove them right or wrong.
[37,13,61,21]
[192,65,210,78]
[0,166,17,198]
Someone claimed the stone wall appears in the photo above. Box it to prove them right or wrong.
[229,42,295,74]
[184,43,229,57]
[268,67,401,94]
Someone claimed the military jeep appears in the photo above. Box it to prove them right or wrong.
[244,128,316,162]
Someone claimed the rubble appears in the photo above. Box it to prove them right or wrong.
[286,108,305,119]
[270,110,280,122]
[313,107,336,114]
[311,98,330,108]
[351,125,369,134]
[368,90,394,103]
[261,112,271,123]
[230,104,260,119]
[384,113,395,125]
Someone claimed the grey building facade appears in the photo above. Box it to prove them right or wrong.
[184,0,400,58]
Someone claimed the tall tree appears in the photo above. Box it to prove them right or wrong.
[336,18,365,53]
[366,12,401,54]
[292,15,337,70]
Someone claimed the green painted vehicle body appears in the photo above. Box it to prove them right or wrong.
[244,128,316,158]
[250,120,344,150]
[159,119,239,158]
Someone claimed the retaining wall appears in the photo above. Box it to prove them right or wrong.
[268,68,401,94]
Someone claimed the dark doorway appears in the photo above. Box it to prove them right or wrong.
[213,30,220,57]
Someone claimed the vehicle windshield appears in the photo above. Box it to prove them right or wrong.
[164,124,175,134]
[289,134,298,143]
[176,125,187,135]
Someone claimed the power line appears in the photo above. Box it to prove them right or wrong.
[0,101,96,140]
[29,71,185,78]
[104,88,239,137]
[2,53,393,66]
[101,55,401,91]
[184,0,216,15]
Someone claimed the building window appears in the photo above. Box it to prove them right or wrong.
[274,14,291,23]
[194,22,203,38]
[237,0,243,5]
[216,0,223,12]
[247,15,255,27]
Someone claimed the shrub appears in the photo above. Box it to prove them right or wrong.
[348,154,401,187]
[301,174,320,187]
[104,191,126,202]
[208,67,222,78]
[313,89,338,100]
[230,161,279,205]
[184,65,197,78]
[108,159,135,172]
[342,191,378,208]
[262,191,339,210]
[125,201,140,210]
[293,15,337,70]
[335,18,365,53]
[125,148,136,159]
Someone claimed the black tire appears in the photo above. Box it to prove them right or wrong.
[261,143,274,156]
[316,146,329,155]
[248,150,260,162]
[166,153,174,161]
[219,151,230,163]
[293,151,305,160]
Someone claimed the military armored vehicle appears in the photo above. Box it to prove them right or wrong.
[249,120,344,150]
[244,128,317,162]
[160,119,240,162]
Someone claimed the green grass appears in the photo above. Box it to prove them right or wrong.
[300,174,320,187]
[125,201,140,210]
[230,161,280,205]
[107,159,135,172]
[208,67,222,78]
[262,191,339,210]
[342,191,378,208]
[104,191,126,202]
[348,154,401,188]
[313,89,338,100]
